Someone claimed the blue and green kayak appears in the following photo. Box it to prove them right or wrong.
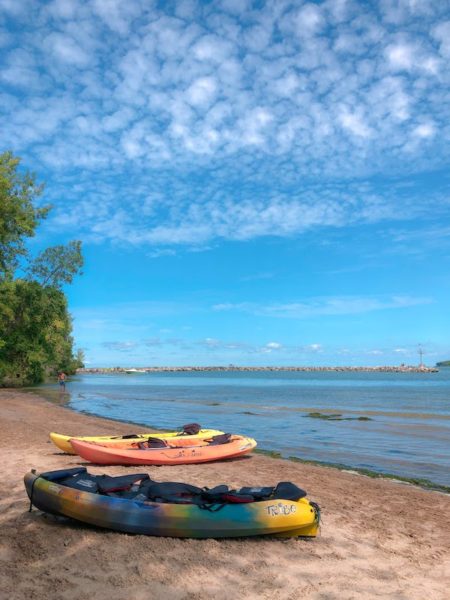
[24,467,320,539]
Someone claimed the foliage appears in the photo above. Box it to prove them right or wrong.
[436,361,450,367]
[0,151,84,386]
[28,241,83,288]
[0,151,50,279]
[0,280,84,385]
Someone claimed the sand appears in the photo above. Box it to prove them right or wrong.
[1,389,449,600]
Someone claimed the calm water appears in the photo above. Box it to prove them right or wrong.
[36,369,450,486]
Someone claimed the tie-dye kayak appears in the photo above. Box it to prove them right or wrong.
[24,467,320,538]
[70,434,257,465]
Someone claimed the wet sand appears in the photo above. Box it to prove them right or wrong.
[1,389,449,600]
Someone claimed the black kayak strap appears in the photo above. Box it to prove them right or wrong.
[28,474,41,512]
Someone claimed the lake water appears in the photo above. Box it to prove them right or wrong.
[36,368,450,487]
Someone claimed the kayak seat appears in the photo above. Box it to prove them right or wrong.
[137,437,170,449]
[207,433,232,446]
[57,472,150,494]
[139,481,205,504]
[59,472,101,493]
[238,486,275,500]
[202,488,254,503]
[41,467,87,481]
[180,423,201,435]
[202,482,306,503]
[272,482,306,501]
[97,473,150,493]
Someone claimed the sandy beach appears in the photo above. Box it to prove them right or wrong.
[1,389,449,600]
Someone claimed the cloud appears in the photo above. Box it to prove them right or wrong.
[213,295,433,318]
[147,248,177,258]
[186,76,218,107]
[385,42,416,71]
[339,109,372,138]
[0,0,449,250]
[308,343,322,352]
[265,341,282,350]
[412,123,435,138]
[102,341,138,352]
[44,32,92,66]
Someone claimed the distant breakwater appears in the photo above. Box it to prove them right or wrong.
[77,365,439,374]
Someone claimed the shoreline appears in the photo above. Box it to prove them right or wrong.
[78,365,440,373]
[29,386,450,494]
[256,450,450,495]
[1,388,449,599]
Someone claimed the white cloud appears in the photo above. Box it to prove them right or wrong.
[265,342,282,349]
[432,21,450,57]
[386,42,415,71]
[339,110,372,138]
[92,0,141,35]
[412,122,435,138]
[102,341,138,352]
[295,3,324,37]
[309,343,322,352]
[148,248,177,258]
[186,76,218,107]
[44,32,92,66]
[212,295,433,318]
[0,0,449,250]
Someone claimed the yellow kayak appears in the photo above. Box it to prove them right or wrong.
[50,424,225,455]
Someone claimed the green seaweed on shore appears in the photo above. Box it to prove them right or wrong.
[305,412,343,420]
[261,450,282,459]
[303,412,372,421]
[254,450,450,494]
[294,459,450,494]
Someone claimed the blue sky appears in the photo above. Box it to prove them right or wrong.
[1,0,449,367]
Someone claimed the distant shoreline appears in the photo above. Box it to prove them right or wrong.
[77,365,439,374]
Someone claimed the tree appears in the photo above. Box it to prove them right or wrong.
[0,151,84,386]
[0,280,78,385]
[0,151,50,279]
[28,241,83,288]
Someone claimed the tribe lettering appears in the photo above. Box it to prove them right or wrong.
[266,503,297,517]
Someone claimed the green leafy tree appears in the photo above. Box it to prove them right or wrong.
[0,151,50,279]
[0,151,84,386]
[0,280,76,384]
[28,241,83,288]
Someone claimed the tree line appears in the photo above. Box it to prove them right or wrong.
[0,151,84,386]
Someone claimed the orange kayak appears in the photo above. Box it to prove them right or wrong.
[70,434,257,465]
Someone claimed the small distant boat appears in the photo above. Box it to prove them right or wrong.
[24,467,320,538]
[70,433,257,465]
[125,368,146,374]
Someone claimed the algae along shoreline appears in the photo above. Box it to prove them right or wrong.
[256,450,450,495]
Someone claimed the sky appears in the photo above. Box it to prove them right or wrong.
[1,0,450,367]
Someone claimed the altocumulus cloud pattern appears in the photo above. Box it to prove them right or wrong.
[1,0,449,248]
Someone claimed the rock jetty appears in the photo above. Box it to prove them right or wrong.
[77,365,439,374]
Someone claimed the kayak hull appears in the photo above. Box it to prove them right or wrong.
[24,471,319,539]
[70,436,257,465]
[50,429,224,455]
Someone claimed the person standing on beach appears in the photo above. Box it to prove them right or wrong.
[58,372,67,390]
